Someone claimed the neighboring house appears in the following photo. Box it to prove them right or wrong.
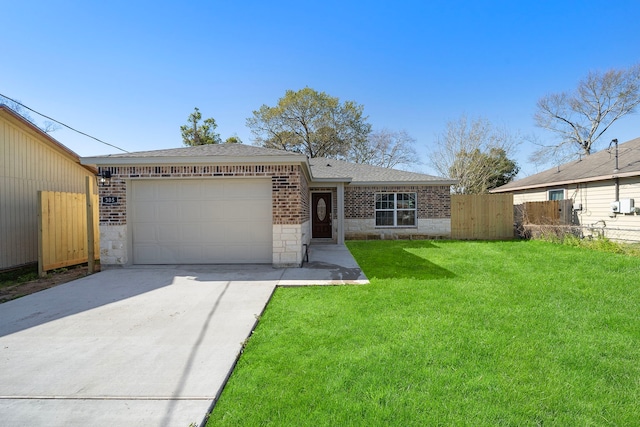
[81,144,455,268]
[491,137,640,242]
[0,105,97,271]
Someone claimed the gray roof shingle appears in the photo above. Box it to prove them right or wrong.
[492,137,640,192]
[94,143,303,158]
[308,158,455,184]
[82,144,455,185]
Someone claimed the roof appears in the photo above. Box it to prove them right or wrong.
[308,158,456,185]
[492,137,640,193]
[82,143,306,164]
[81,144,455,185]
[0,105,97,174]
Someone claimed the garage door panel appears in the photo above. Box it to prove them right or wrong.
[133,204,157,220]
[179,182,202,200]
[178,202,203,221]
[200,181,224,197]
[180,223,202,241]
[134,182,157,201]
[179,245,205,263]
[156,182,179,200]
[132,223,157,243]
[157,203,179,222]
[158,224,180,242]
[224,222,259,242]
[131,179,273,264]
[133,244,161,264]
[200,226,225,241]
[250,226,273,242]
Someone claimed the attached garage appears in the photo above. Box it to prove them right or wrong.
[130,178,272,264]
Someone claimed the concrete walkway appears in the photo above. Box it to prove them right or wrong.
[0,244,367,427]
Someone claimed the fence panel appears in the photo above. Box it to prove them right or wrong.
[38,190,99,275]
[522,200,573,225]
[451,193,514,240]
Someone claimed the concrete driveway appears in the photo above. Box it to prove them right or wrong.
[0,244,367,427]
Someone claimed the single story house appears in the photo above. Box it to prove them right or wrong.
[491,137,640,243]
[81,144,455,267]
[0,105,97,271]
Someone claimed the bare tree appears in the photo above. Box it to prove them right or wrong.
[349,129,418,169]
[0,95,61,133]
[430,115,520,194]
[534,64,640,160]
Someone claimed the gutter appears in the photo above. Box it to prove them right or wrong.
[80,155,308,165]
[490,171,640,193]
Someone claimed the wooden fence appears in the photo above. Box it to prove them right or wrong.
[520,200,573,225]
[37,179,99,276]
[451,193,514,240]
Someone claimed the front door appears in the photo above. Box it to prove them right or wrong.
[312,193,332,238]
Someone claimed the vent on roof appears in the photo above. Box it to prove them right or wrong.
[326,163,332,167]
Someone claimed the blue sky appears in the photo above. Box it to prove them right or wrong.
[3,0,639,176]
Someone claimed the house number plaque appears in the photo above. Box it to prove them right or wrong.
[102,196,119,204]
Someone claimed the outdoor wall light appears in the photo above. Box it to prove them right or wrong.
[98,170,112,187]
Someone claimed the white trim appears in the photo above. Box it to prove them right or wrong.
[81,155,307,165]
[350,180,457,186]
[491,171,640,193]
[337,183,345,245]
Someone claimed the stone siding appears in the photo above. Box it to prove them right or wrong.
[99,224,128,266]
[345,218,451,240]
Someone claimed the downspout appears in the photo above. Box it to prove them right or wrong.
[610,139,620,202]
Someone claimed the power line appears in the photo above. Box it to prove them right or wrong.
[0,93,129,153]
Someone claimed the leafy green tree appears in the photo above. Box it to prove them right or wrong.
[246,88,371,158]
[449,147,519,194]
[224,135,243,144]
[534,63,640,159]
[180,107,221,146]
[430,115,520,194]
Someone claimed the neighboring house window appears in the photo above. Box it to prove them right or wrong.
[548,189,564,201]
[375,193,416,226]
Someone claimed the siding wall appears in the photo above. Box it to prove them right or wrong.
[512,177,640,242]
[0,110,95,270]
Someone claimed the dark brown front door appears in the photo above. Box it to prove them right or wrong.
[312,193,332,238]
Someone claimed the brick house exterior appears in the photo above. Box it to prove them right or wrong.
[344,185,451,239]
[82,145,454,267]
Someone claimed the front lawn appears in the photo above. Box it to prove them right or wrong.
[207,240,640,426]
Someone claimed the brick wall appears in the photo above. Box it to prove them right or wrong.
[345,185,451,219]
[97,164,307,225]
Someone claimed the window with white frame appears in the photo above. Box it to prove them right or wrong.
[548,189,564,201]
[375,193,416,226]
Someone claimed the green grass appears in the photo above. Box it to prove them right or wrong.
[207,240,640,426]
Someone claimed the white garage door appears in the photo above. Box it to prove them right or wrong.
[131,179,272,264]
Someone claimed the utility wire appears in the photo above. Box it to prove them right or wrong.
[0,93,129,153]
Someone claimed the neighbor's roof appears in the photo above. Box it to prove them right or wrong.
[309,158,456,185]
[491,137,640,193]
[0,105,97,174]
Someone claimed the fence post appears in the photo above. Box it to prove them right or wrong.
[86,176,96,274]
[37,191,45,278]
